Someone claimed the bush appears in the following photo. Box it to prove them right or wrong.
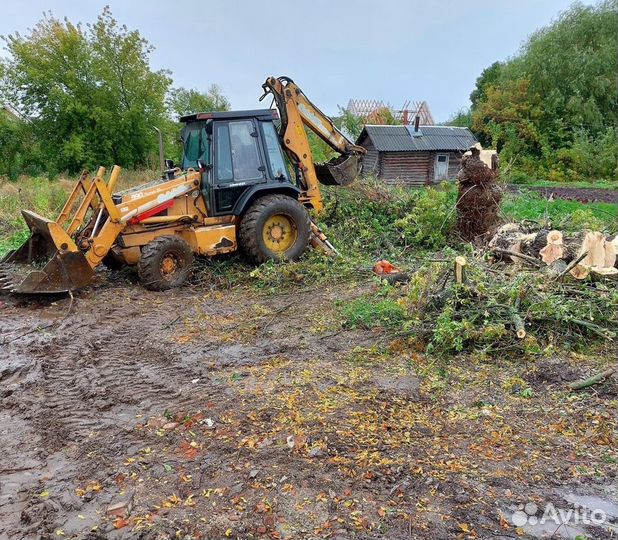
[394,185,456,249]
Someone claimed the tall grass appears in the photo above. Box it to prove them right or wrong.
[0,170,158,254]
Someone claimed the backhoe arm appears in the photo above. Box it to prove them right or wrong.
[261,76,366,213]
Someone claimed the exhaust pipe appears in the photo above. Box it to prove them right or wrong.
[153,126,165,178]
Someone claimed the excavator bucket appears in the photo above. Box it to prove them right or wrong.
[0,210,93,294]
[315,154,362,186]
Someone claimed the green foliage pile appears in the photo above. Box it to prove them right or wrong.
[397,259,617,357]
[470,1,617,182]
[319,178,454,257]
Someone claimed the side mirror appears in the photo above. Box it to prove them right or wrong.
[165,159,175,169]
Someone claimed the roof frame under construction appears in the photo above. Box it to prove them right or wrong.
[346,98,434,126]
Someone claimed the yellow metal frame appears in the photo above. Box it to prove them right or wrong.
[261,76,366,213]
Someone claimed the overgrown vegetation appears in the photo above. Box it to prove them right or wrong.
[399,260,617,357]
[469,0,617,182]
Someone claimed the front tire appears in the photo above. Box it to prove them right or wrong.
[138,235,193,291]
[239,194,311,264]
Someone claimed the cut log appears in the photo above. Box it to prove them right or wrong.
[492,248,542,267]
[589,266,618,281]
[546,259,568,276]
[604,239,617,268]
[570,264,590,280]
[539,243,564,265]
[489,226,617,271]
[546,230,563,245]
[454,256,467,284]
[510,311,526,339]
[568,368,615,391]
[580,231,607,268]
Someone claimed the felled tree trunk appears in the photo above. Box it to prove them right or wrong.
[489,225,617,279]
[456,155,502,242]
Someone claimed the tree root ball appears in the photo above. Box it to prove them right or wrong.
[456,153,502,242]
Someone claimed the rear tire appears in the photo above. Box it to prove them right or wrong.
[138,235,193,291]
[239,194,311,264]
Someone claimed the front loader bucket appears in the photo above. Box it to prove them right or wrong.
[0,210,94,294]
[315,154,362,186]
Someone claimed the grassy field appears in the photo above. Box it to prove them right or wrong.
[0,171,156,255]
[501,190,618,233]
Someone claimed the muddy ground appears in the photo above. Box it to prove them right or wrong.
[1,269,617,540]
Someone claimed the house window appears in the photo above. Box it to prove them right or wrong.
[435,154,449,180]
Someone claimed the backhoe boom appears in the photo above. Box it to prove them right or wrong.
[261,76,366,212]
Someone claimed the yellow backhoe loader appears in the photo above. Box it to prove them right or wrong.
[0,76,365,293]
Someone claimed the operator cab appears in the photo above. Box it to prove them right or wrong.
[179,109,294,216]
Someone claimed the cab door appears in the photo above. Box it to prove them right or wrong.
[211,119,266,215]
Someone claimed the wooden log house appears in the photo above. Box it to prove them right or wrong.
[357,120,479,186]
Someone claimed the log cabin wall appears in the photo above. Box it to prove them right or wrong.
[379,152,432,186]
[361,138,379,175]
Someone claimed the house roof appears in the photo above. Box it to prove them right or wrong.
[358,124,478,152]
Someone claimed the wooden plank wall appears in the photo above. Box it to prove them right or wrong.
[361,138,379,175]
[447,152,463,179]
[379,152,432,186]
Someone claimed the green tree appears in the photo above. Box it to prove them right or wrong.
[1,7,171,173]
[469,62,503,109]
[469,0,617,181]
[168,85,230,118]
[334,107,364,140]
[443,107,472,128]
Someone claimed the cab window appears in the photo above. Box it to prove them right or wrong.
[182,123,209,170]
[215,124,234,182]
[261,121,289,180]
[229,121,262,181]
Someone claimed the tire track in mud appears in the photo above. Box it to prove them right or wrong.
[0,289,234,539]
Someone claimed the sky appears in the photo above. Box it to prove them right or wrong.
[1,0,593,122]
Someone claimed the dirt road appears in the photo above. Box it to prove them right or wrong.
[1,270,616,539]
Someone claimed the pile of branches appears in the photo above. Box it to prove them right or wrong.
[402,255,617,356]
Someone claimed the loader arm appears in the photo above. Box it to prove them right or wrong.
[261,76,366,213]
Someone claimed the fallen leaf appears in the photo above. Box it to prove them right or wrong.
[114,517,129,529]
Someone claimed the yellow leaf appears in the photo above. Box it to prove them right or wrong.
[225,528,233,537]
[459,523,470,533]
[39,491,49,498]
